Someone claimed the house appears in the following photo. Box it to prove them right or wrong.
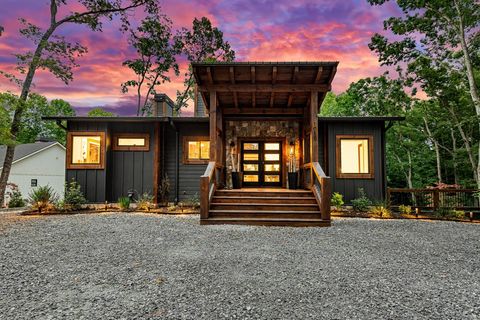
[0,140,66,205]
[45,62,403,226]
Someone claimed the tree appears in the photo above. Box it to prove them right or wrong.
[0,0,160,205]
[87,107,116,117]
[173,17,235,111]
[368,0,480,187]
[122,14,179,116]
[0,92,75,145]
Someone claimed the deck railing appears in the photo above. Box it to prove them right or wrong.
[200,162,220,219]
[387,188,480,211]
[302,162,331,220]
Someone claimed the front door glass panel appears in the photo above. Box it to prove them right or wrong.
[241,141,282,186]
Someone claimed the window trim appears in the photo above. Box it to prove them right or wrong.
[182,136,210,164]
[335,135,374,179]
[112,133,150,151]
[66,131,106,170]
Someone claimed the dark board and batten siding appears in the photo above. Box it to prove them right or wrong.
[66,121,108,203]
[164,122,209,202]
[323,121,385,203]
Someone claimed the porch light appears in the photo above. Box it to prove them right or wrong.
[289,141,295,156]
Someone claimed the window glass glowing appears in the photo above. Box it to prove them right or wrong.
[264,143,280,150]
[265,164,280,172]
[243,164,258,171]
[244,175,259,182]
[243,153,259,161]
[265,175,280,182]
[118,138,145,146]
[72,136,101,164]
[188,141,210,160]
[264,153,280,161]
[243,143,259,150]
[340,139,369,173]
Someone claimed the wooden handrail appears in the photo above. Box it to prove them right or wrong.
[200,161,217,219]
[303,161,331,221]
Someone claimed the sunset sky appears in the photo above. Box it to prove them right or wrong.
[0,0,401,115]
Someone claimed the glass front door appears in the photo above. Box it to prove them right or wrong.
[241,141,282,187]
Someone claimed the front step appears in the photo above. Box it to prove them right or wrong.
[202,188,329,227]
[201,217,330,227]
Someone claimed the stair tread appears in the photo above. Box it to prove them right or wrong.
[203,217,326,222]
[211,203,318,207]
[212,196,316,200]
[209,209,321,214]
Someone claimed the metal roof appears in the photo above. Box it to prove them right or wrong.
[42,116,209,123]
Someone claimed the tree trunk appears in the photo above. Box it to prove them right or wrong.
[423,117,442,183]
[450,128,459,185]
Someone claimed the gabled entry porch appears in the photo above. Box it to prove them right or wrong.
[194,62,338,227]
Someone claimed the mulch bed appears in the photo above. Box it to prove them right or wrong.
[331,210,479,223]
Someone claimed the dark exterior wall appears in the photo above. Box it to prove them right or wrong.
[66,121,109,203]
[323,121,386,203]
[164,122,209,202]
[109,123,155,201]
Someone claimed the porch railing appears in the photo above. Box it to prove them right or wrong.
[200,162,223,219]
[387,188,480,211]
[302,162,331,220]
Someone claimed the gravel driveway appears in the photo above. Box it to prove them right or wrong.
[0,213,479,320]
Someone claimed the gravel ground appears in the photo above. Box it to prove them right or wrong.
[0,213,479,320]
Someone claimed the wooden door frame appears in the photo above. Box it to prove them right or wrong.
[238,137,287,188]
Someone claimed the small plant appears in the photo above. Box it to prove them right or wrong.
[451,210,465,220]
[370,205,392,218]
[398,204,412,215]
[158,175,170,206]
[351,188,372,212]
[28,185,58,213]
[185,193,200,209]
[63,180,86,211]
[6,183,25,208]
[137,192,154,211]
[118,197,131,211]
[331,192,344,208]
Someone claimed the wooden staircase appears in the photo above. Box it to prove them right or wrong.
[200,189,331,227]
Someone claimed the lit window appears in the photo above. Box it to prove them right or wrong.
[183,137,210,164]
[336,135,374,179]
[67,132,105,169]
[113,133,149,151]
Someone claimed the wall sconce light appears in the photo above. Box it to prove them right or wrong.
[289,141,295,156]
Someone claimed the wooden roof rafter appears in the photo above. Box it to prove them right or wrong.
[270,66,277,108]
[251,66,256,107]
[229,66,238,108]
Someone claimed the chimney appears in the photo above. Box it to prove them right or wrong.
[152,93,175,117]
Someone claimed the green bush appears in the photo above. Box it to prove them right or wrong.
[63,180,86,211]
[6,183,25,208]
[351,188,372,212]
[28,185,58,213]
[185,193,200,209]
[137,192,154,211]
[398,204,412,215]
[370,205,392,218]
[451,210,465,220]
[331,192,344,208]
[118,197,131,211]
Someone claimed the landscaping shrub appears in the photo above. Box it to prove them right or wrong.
[331,192,344,208]
[351,188,372,212]
[158,175,170,206]
[398,204,412,215]
[63,180,86,211]
[28,185,58,213]
[6,183,25,208]
[185,193,200,209]
[137,192,154,211]
[118,197,131,211]
[370,205,392,218]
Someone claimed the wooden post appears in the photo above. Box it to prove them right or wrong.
[321,176,331,220]
[433,189,440,212]
[200,176,209,219]
[310,91,319,162]
[209,91,217,162]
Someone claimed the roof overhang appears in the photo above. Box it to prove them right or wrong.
[318,116,405,122]
[42,116,209,123]
[192,61,339,112]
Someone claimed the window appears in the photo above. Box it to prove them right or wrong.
[67,132,105,169]
[31,179,37,187]
[336,135,374,179]
[113,133,150,151]
[183,136,210,164]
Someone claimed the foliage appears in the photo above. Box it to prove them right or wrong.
[122,14,179,116]
[87,107,116,117]
[173,17,235,110]
[398,205,412,215]
[137,192,154,211]
[158,175,170,205]
[351,188,372,212]
[28,185,58,213]
[369,205,392,218]
[331,192,344,208]
[63,180,86,211]
[435,207,465,220]
[0,92,75,145]
[185,193,200,209]
[6,183,25,208]
[118,197,131,211]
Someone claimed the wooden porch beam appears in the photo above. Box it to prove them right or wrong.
[223,107,304,115]
[206,67,213,84]
[314,66,323,83]
[251,66,256,84]
[270,93,275,108]
[209,91,217,161]
[327,65,337,84]
[198,84,330,92]
[230,67,238,108]
[292,66,299,83]
[287,94,293,107]
[310,91,319,162]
